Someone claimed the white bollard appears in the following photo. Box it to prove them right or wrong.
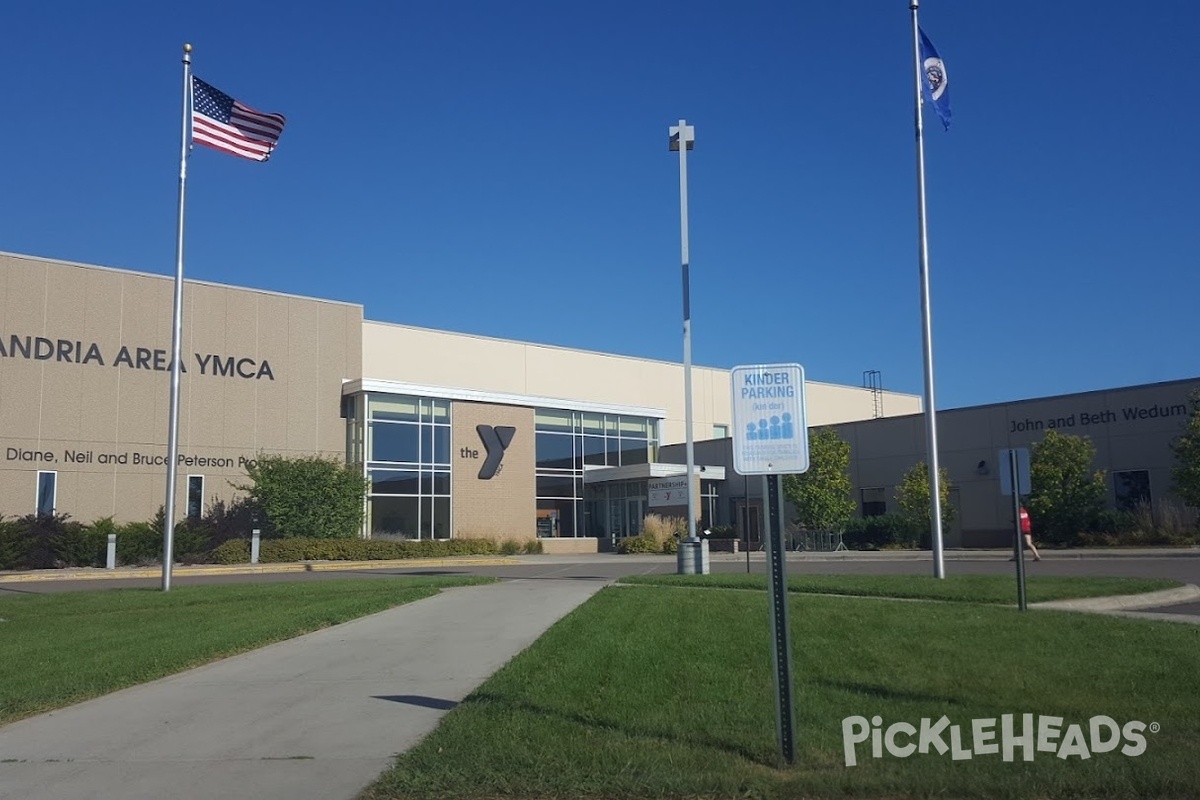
[106,534,117,569]
[251,529,260,564]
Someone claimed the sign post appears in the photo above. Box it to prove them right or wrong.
[999,448,1031,611]
[731,362,808,767]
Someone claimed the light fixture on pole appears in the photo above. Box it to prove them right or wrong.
[669,119,703,574]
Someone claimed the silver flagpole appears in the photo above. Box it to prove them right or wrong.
[162,43,193,591]
[910,1,945,579]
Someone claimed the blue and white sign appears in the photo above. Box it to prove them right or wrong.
[731,363,809,475]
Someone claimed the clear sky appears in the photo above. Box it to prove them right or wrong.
[2,2,1196,410]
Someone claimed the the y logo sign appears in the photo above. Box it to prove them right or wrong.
[476,425,515,479]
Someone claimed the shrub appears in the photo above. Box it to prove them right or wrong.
[238,454,368,539]
[707,525,738,539]
[617,534,661,554]
[211,539,251,564]
[498,538,523,555]
[117,519,162,565]
[0,516,24,570]
[1030,430,1107,545]
[522,539,543,555]
[842,514,917,550]
[209,536,502,564]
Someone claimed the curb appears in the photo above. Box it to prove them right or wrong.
[0,557,523,583]
[1029,583,1200,612]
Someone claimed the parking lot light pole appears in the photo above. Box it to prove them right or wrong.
[669,119,698,559]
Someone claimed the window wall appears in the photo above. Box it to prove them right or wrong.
[535,409,658,537]
[365,394,451,539]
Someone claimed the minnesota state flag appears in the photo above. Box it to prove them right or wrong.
[919,28,952,130]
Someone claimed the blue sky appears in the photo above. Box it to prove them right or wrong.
[2,2,1196,410]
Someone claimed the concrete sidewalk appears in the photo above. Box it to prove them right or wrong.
[0,578,605,800]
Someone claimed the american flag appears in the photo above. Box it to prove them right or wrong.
[191,77,286,162]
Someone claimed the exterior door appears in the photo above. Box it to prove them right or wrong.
[627,498,646,535]
[609,499,626,539]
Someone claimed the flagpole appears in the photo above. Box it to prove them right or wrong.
[910,1,945,579]
[162,42,192,592]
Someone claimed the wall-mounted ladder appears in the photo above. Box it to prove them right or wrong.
[862,370,883,419]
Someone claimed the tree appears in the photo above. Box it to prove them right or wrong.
[237,454,369,539]
[782,427,854,533]
[1171,390,1200,511]
[1029,430,1106,545]
[894,461,955,547]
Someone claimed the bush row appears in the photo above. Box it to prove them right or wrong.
[0,513,223,570]
[0,511,545,571]
[210,536,541,564]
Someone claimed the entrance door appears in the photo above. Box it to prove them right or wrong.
[741,503,762,546]
[627,498,646,535]
[608,499,626,539]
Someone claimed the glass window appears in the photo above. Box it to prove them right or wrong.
[619,417,648,436]
[370,469,420,495]
[861,487,886,518]
[421,497,433,537]
[369,395,419,422]
[713,424,729,439]
[537,475,577,498]
[419,398,449,423]
[421,471,451,495]
[535,408,574,432]
[433,497,451,539]
[36,471,56,517]
[187,475,204,520]
[581,413,604,434]
[371,496,419,537]
[619,437,649,466]
[583,435,607,467]
[370,421,420,463]
[538,499,578,538]
[536,432,576,470]
[421,426,451,466]
[606,434,622,466]
[1114,470,1151,512]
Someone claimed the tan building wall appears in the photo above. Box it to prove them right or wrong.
[0,252,363,523]
[362,321,921,445]
[450,401,535,539]
[836,378,1200,546]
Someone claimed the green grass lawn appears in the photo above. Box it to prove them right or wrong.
[620,572,1182,605]
[0,576,492,724]
[363,582,1200,800]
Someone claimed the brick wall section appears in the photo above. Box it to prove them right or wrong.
[451,401,535,540]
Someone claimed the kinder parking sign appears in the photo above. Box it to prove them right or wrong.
[731,363,809,475]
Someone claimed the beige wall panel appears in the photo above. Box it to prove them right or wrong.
[360,322,923,452]
[81,268,126,344]
[2,259,47,333]
[73,470,118,520]
[285,299,321,453]
[0,361,44,440]
[451,402,535,540]
[114,470,169,523]
[0,470,37,517]
[364,323,527,392]
[254,293,292,452]
[1,253,363,523]
[221,376,259,450]
[116,371,170,446]
[936,411,995,451]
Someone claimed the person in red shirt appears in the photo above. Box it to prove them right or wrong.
[1018,505,1041,561]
